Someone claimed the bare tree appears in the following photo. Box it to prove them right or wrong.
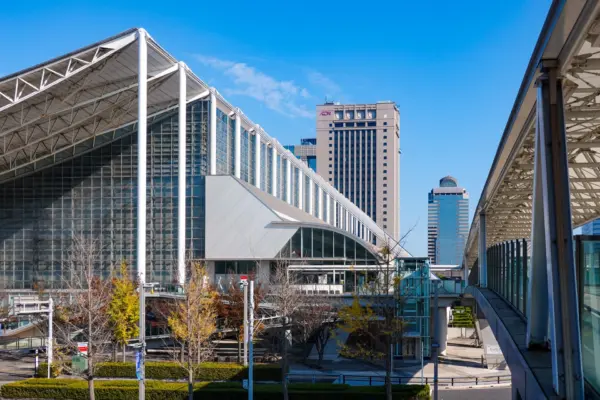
[53,235,113,400]
[214,274,265,363]
[295,295,338,367]
[266,262,305,400]
[167,261,218,400]
[338,227,415,400]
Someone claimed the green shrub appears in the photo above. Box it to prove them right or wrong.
[1,379,430,400]
[95,361,281,381]
[35,363,63,378]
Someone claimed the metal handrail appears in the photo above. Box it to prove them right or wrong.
[285,372,511,387]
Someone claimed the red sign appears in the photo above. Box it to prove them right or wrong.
[320,110,332,116]
[240,275,248,283]
[77,342,88,355]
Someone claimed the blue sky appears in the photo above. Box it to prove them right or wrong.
[0,0,551,256]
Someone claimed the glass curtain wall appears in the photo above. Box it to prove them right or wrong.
[0,100,209,289]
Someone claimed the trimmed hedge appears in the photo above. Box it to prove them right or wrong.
[95,361,281,381]
[1,379,431,399]
[38,361,281,381]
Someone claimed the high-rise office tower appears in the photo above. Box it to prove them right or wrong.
[428,176,469,265]
[582,219,600,235]
[284,138,317,172]
[316,102,400,242]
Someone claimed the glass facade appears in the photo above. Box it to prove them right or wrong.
[277,227,378,264]
[216,108,229,174]
[396,257,431,358]
[0,101,209,289]
[240,129,249,182]
[428,177,469,265]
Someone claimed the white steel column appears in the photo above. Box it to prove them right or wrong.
[532,62,583,398]
[271,145,277,196]
[298,171,303,210]
[325,194,331,224]
[308,179,314,215]
[209,89,217,175]
[345,211,349,232]
[234,110,241,179]
[177,62,186,286]
[317,186,323,220]
[137,30,148,284]
[333,201,338,227]
[136,28,148,400]
[285,158,292,204]
[478,213,487,288]
[255,132,261,188]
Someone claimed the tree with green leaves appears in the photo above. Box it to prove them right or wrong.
[107,260,139,362]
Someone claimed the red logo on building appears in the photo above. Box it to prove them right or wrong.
[320,110,332,116]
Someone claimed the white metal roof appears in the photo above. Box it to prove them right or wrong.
[0,27,408,257]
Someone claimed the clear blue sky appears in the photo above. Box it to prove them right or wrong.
[0,0,551,256]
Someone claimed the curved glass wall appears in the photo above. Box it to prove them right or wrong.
[277,227,378,265]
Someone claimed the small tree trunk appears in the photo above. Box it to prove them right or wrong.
[88,377,95,400]
[385,337,392,400]
[112,343,117,362]
[237,330,241,364]
[180,343,185,363]
[282,324,289,400]
[122,344,126,362]
[188,368,194,400]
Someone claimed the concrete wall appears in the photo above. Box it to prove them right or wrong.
[447,327,475,339]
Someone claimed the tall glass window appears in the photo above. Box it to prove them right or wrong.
[266,146,273,194]
[304,175,310,213]
[228,118,235,174]
[241,129,249,182]
[260,141,267,191]
[216,108,229,174]
[249,134,256,185]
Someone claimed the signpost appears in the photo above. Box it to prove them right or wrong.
[248,280,254,400]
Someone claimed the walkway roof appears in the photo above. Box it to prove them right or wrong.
[465,1,600,266]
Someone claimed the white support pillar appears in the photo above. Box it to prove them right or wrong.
[298,171,303,210]
[318,186,323,220]
[209,89,217,175]
[137,29,148,284]
[478,213,487,288]
[530,62,583,399]
[325,194,331,224]
[234,110,241,179]
[308,178,314,215]
[177,62,186,286]
[271,145,277,196]
[136,29,148,400]
[255,132,261,188]
[333,201,338,227]
[345,211,349,232]
[285,158,292,204]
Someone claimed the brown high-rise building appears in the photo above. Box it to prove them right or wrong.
[316,102,400,243]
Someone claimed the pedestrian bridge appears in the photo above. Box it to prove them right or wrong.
[463,1,600,398]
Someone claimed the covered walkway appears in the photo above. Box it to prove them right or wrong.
[464,1,600,398]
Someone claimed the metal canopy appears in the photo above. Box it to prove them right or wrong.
[0,27,406,255]
[0,29,209,183]
[466,2,600,266]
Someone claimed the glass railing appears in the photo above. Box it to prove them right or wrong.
[575,235,600,396]
[485,239,528,316]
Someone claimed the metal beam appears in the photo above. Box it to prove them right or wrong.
[479,213,487,287]
[534,64,583,398]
